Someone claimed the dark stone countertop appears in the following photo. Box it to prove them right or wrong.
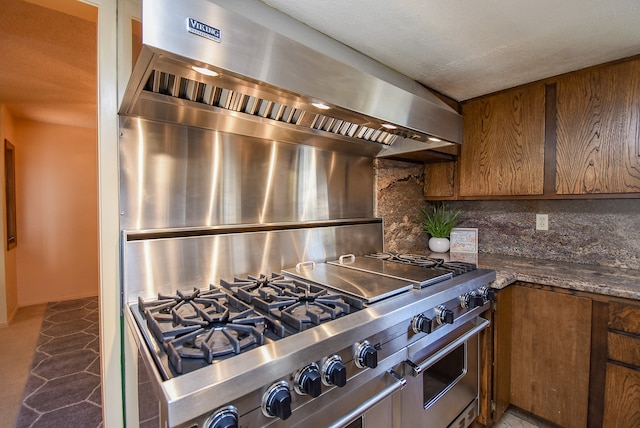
[474,253,640,301]
[431,251,640,301]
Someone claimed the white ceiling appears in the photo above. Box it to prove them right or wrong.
[260,0,640,101]
[0,0,97,129]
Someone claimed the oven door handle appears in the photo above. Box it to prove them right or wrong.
[405,317,490,377]
[326,369,406,428]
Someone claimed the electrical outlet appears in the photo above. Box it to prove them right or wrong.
[536,214,548,231]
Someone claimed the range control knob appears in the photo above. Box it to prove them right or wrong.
[411,314,433,334]
[322,355,347,387]
[472,294,485,308]
[204,405,238,428]
[479,286,496,303]
[460,292,484,309]
[435,305,454,325]
[354,340,378,369]
[262,381,292,420]
[459,293,471,309]
[294,363,322,397]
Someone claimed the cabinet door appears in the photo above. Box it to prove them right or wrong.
[556,58,640,194]
[424,161,456,199]
[510,285,592,428]
[459,84,545,196]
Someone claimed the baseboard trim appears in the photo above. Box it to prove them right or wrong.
[18,292,99,308]
[7,305,19,323]
[0,305,20,328]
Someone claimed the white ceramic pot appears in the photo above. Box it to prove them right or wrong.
[428,237,450,253]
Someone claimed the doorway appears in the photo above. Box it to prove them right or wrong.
[0,0,99,312]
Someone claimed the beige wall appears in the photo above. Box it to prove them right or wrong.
[15,119,98,306]
[0,105,18,325]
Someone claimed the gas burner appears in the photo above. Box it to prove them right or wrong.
[138,288,232,342]
[435,261,477,276]
[366,252,418,263]
[366,252,477,276]
[278,293,351,331]
[401,255,445,268]
[167,324,264,374]
[366,252,443,267]
[138,286,289,374]
[133,275,361,377]
[222,275,353,331]
[221,273,296,305]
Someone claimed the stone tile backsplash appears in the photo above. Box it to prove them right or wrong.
[376,159,640,270]
[375,159,429,253]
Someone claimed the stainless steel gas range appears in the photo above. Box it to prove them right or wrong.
[123,235,494,428]
[119,1,488,427]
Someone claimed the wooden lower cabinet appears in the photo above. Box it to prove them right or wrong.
[479,283,640,428]
[603,301,640,428]
[492,286,512,423]
[509,285,592,428]
[476,286,513,427]
[476,308,494,426]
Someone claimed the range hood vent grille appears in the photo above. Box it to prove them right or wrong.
[144,70,399,146]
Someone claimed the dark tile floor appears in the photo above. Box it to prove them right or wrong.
[15,297,102,428]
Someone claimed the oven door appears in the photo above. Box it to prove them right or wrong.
[401,317,489,428]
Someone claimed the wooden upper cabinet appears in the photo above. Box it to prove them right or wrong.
[459,84,546,196]
[424,56,640,200]
[556,58,640,194]
[424,161,456,199]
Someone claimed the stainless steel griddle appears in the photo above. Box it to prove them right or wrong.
[327,254,453,288]
[282,262,414,305]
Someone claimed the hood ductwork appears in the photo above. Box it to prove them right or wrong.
[119,0,462,157]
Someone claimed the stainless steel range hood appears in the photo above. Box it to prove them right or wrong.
[119,0,462,157]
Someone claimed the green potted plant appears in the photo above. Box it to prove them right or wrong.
[420,202,461,252]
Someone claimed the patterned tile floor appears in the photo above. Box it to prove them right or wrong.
[15,297,102,428]
[0,303,46,426]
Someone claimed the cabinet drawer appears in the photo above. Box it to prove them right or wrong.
[603,363,640,428]
[608,302,640,335]
[608,332,640,367]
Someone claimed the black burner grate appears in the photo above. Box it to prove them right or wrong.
[136,275,359,376]
[166,324,264,373]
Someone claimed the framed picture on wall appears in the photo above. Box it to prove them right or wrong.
[5,139,17,250]
[450,227,478,253]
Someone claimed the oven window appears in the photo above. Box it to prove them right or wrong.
[423,342,466,409]
[344,417,363,428]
